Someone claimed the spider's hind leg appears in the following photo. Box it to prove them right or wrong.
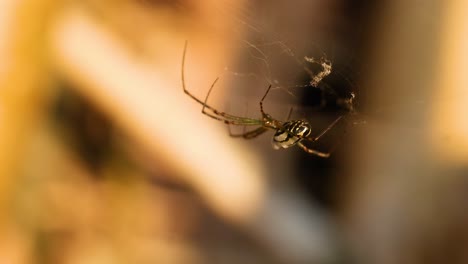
[182,41,265,126]
[181,41,229,122]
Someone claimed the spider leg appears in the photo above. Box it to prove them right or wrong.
[200,77,231,121]
[256,84,284,129]
[299,115,344,158]
[200,78,264,125]
[228,126,268,139]
[285,106,293,121]
[310,115,343,141]
[181,42,226,120]
[181,41,263,126]
[259,84,272,116]
[235,102,256,135]
[297,141,331,158]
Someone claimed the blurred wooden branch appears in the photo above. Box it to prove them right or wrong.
[344,0,468,263]
[430,0,468,163]
[50,7,267,225]
[0,0,56,227]
[0,0,57,262]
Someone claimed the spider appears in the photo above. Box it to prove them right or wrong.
[181,41,342,158]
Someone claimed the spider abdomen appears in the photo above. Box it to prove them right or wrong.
[272,120,311,149]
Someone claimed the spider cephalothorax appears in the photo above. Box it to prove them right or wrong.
[182,41,342,158]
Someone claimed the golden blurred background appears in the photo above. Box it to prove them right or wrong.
[0,0,467,263]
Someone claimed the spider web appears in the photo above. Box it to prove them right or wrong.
[197,0,366,130]
[229,8,359,113]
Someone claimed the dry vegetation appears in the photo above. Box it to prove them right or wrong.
[0,0,467,263]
